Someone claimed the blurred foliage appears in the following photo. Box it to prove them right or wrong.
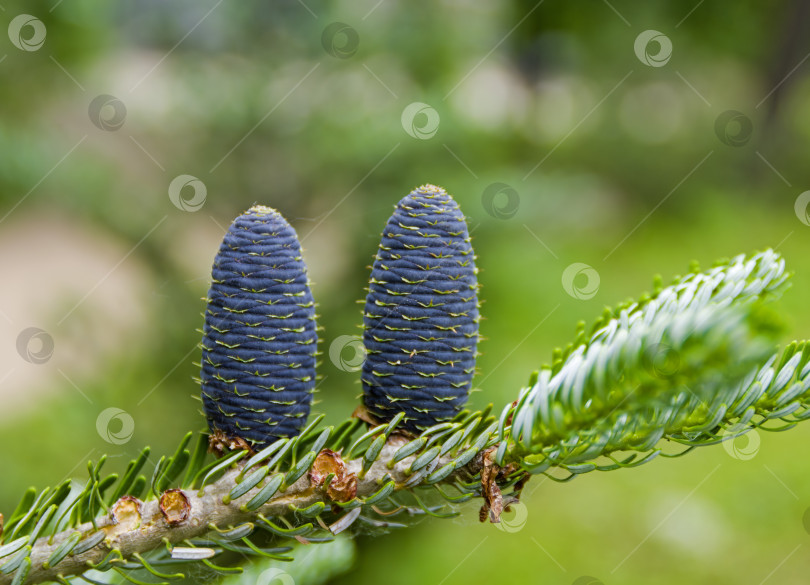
[1,0,810,584]
[194,537,356,585]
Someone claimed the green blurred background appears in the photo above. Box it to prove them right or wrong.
[2,1,810,584]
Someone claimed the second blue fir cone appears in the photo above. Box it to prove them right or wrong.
[361,184,480,431]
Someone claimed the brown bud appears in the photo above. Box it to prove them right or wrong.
[112,497,142,527]
[309,449,357,503]
[479,446,504,523]
[105,496,142,539]
[208,430,253,458]
[160,489,190,526]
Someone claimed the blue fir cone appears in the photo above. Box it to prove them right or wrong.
[200,205,317,448]
[361,184,479,432]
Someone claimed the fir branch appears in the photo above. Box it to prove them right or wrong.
[503,250,792,472]
[3,250,810,585]
[505,341,810,477]
[3,340,810,585]
[0,414,498,585]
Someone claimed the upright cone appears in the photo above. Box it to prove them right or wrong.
[200,205,317,448]
[361,185,479,431]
